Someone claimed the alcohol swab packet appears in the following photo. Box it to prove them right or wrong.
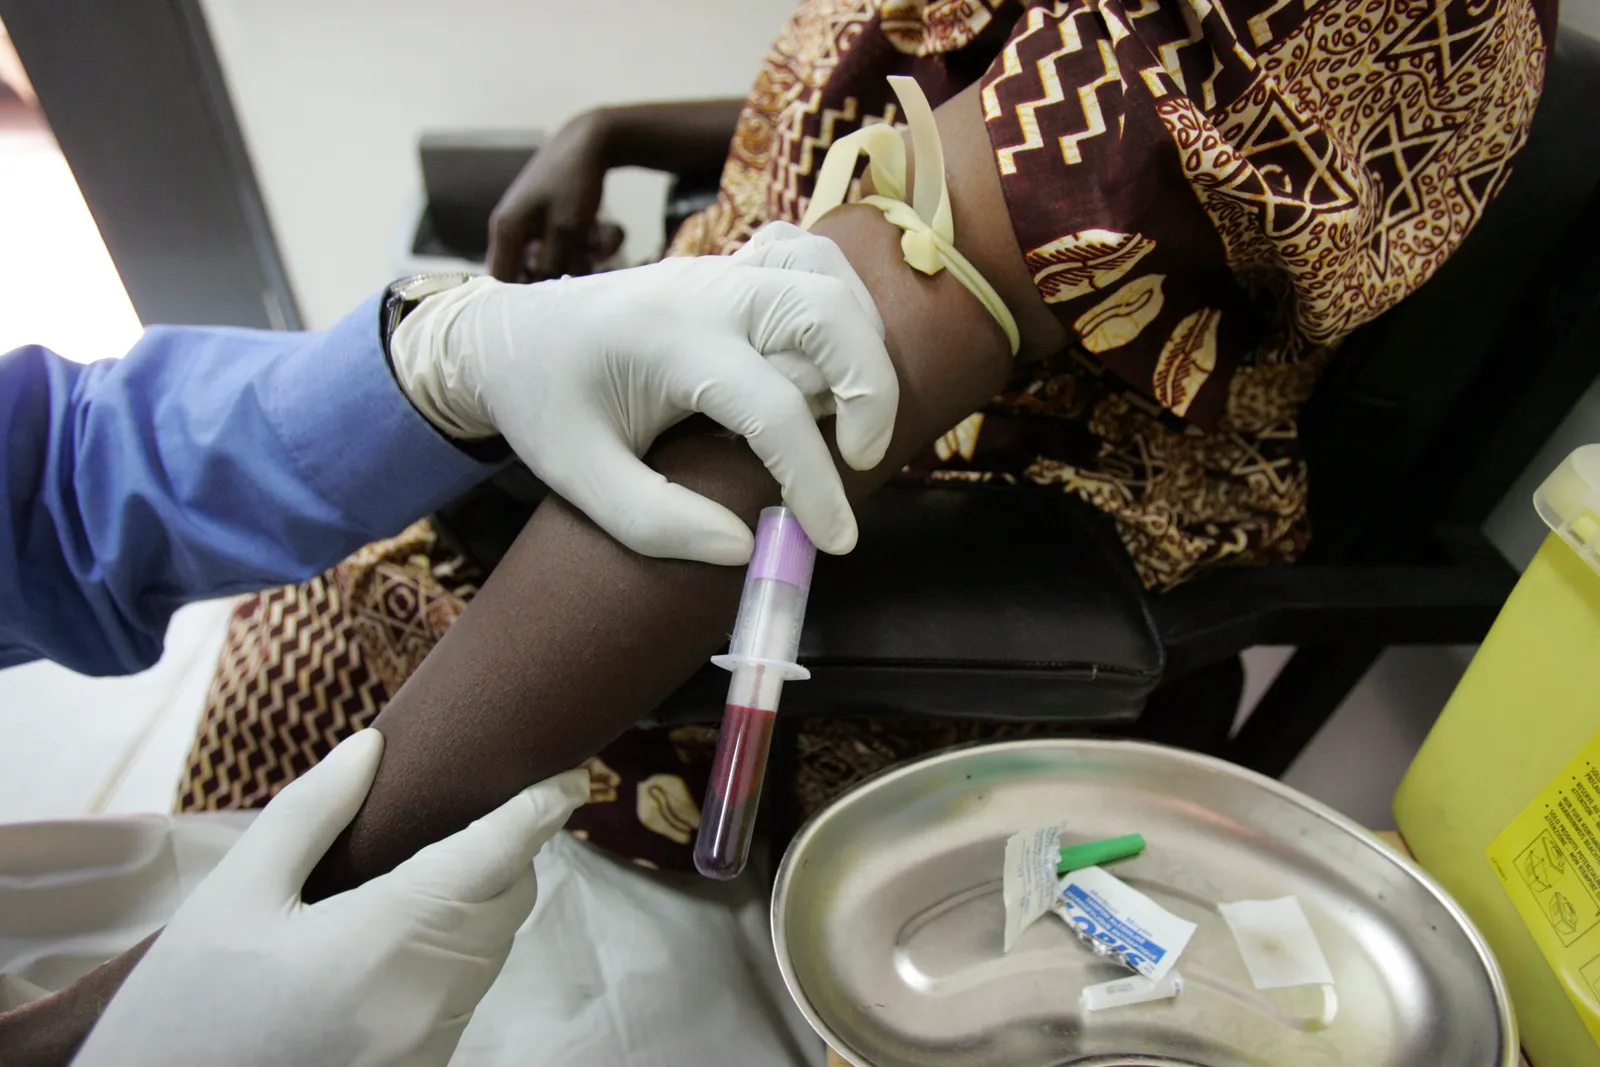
[1053,866,1196,983]
[1218,896,1335,989]
[1003,822,1064,952]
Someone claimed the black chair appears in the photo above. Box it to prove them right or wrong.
[430,29,1600,788]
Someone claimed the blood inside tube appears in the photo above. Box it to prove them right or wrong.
[709,703,776,808]
[693,703,777,879]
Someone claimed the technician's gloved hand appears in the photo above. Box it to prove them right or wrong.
[71,731,589,1067]
[389,222,897,564]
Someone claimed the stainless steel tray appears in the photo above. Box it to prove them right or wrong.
[772,740,1513,1067]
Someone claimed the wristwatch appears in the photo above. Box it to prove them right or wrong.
[379,271,509,462]
[380,271,474,359]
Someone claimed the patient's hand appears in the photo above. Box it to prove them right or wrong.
[489,109,613,282]
[488,99,744,282]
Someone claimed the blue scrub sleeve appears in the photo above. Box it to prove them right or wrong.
[0,293,503,675]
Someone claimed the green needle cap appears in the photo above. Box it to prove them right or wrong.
[1057,833,1146,875]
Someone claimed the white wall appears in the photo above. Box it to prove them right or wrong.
[1567,0,1600,39]
[198,0,797,329]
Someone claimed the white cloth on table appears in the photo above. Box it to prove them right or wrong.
[0,815,821,1066]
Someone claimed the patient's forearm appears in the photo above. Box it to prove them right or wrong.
[600,98,745,178]
[0,935,155,1067]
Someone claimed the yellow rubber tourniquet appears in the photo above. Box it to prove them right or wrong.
[799,75,1021,357]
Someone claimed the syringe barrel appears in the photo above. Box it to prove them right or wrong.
[694,507,817,880]
[725,507,816,666]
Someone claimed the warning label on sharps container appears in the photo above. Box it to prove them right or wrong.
[1488,731,1600,1045]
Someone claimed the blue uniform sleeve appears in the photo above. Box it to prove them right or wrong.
[0,292,504,676]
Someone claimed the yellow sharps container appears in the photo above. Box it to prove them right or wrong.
[1396,444,1600,1067]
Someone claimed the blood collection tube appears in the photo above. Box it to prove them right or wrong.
[693,506,817,880]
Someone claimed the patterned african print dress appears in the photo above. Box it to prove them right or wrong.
[178,0,1552,869]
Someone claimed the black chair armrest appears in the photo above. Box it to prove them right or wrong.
[1156,553,1518,678]
[650,485,1164,726]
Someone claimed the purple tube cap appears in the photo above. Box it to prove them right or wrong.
[748,506,817,588]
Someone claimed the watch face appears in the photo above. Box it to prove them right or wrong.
[384,272,474,353]
[395,271,474,304]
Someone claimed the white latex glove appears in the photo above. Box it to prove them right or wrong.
[72,731,589,1067]
[390,221,896,564]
